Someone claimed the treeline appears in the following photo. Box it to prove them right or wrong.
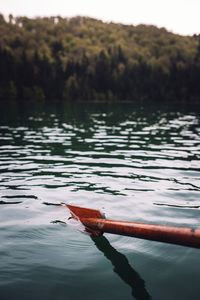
[0,14,200,102]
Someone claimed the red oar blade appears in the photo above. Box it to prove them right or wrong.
[66,204,105,221]
[65,204,200,248]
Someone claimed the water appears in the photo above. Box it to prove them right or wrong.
[0,101,200,300]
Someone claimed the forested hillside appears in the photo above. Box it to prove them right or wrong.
[0,14,200,102]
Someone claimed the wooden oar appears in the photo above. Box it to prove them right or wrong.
[66,204,200,249]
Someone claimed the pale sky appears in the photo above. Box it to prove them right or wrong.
[0,0,200,36]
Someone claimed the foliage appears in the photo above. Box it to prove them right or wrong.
[0,14,200,102]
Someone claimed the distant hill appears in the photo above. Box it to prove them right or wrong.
[0,15,200,102]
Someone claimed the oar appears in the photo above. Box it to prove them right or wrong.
[66,204,200,249]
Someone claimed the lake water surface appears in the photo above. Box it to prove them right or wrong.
[0,101,200,300]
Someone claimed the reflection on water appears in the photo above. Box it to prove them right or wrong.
[92,236,151,300]
[0,101,200,300]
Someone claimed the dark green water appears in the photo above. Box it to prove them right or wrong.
[0,101,200,300]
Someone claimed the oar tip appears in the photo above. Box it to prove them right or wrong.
[66,204,105,220]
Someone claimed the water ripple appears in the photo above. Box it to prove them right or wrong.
[0,105,200,248]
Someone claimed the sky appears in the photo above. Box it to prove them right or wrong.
[0,0,200,36]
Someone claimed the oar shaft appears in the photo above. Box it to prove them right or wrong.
[82,218,200,248]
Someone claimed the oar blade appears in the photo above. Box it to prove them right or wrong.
[66,204,104,220]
